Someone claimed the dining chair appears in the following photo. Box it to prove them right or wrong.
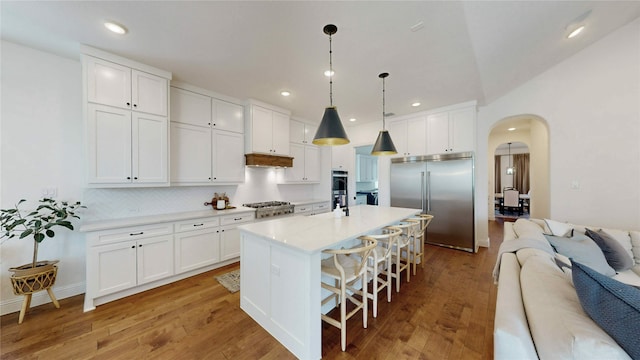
[321,237,377,351]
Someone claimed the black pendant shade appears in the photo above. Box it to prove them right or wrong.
[371,130,397,155]
[313,107,350,145]
[371,72,397,156]
[313,24,349,146]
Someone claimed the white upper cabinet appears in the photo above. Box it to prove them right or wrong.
[290,119,317,145]
[426,105,475,154]
[245,101,291,156]
[388,115,427,157]
[82,47,171,188]
[170,87,211,127]
[281,143,320,183]
[87,56,168,116]
[169,84,245,185]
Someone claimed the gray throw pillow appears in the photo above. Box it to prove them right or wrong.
[544,234,616,276]
[571,260,640,359]
[585,228,634,272]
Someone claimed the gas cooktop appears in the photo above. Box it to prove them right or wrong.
[243,201,295,218]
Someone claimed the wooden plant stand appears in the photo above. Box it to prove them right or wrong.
[9,261,60,324]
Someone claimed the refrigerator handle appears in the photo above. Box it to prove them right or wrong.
[421,171,426,212]
[426,171,432,212]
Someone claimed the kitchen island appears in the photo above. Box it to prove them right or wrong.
[238,205,419,359]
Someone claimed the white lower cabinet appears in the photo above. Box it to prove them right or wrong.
[84,210,254,312]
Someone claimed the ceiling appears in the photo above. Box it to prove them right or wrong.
[3,1,640,128]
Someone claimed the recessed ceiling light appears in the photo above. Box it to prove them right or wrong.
[411,102,421,107]
[324,70,335,77]
[280,91,291,97]
[567,25,585,39]
[349,118,357,122]
[104,21,128,35]
[508,127,516,131]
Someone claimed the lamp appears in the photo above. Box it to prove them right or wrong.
[506,142,515,175]
[313,24,350,146]
[371,72,397,156]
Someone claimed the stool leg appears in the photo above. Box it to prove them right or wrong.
[386,256,392,302]
[340,280,347,351]
[47,288,60,308]
[18,294,32,324]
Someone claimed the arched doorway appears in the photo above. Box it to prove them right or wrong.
[488,115,550,221]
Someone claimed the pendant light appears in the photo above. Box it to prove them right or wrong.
[313,24,350,146]
[506,142,515,175]
[371,72,397,156]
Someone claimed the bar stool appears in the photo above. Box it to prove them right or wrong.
[388,222,414,292]
[359,226,402,317]
[321,237,377,351]
[405,214,434,275]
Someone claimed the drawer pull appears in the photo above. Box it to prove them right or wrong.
[130,232,144,236]
[233,217,242,221]
[193,223,204,227]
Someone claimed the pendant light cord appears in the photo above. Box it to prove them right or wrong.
[329,33,334,107]
[382,76,386,130]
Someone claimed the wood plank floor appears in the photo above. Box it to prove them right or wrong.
[1,220,506,359]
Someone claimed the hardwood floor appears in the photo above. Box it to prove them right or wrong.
[1,221,505,359]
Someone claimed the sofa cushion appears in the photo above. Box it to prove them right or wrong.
[572,261,640,359]
[630,231,640,264]
[513,219,547,243]
[585,229,634,271]
[516,247,553,267]
[544,234,616,276]
[520,255,631,359]
[544,218,574,237]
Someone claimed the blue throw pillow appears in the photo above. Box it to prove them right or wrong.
[545,234,616,276]
[571,260,640,359]
[585,228,634,271]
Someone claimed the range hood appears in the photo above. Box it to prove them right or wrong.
[245,153,293,168]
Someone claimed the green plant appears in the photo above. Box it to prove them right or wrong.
[1,198,84,268]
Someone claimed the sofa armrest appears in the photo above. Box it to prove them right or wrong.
[494,253,538,360]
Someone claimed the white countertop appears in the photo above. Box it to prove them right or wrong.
[289,199,330,206]
[238,205,420,254]
[80,206,256,232]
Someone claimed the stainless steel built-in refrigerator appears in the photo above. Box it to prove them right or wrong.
[390,152,475,252]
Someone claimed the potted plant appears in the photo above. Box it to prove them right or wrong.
[1,197,84,323]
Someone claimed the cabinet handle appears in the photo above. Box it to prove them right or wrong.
[212,123,216,126]
[221,230,225,232]
[213,177,217,180]
[134,177,138,180]
[127,176,131,180]
[208,177,212,180]
[233,217,242,221]
[139,244,142,247]
[130,232,144,236]
[193,223,204,227]
[126,102,131,106]
[131,245,135,249]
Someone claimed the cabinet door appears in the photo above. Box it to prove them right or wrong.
[449,107,475,153]
[89,241,137,297]
[137,235,174,284]
[284,143,306,182]
[251,105,273,154]
[290,120,306,144]
[304,124,317,144]
[304,146,320,182]
[271,111,290,156]
[174,228,220,273]
[214,99,244,133]
[87,104,132,184]
[406,116,427,156]
[220,225,240,261]
[170,122,212,183]
[331,144,349,170]
[170,87,211,127]
[86,57,131,110]
[212,130,245,183]
[427,112,450,154]
[387,120,408,156]
[131,70,168,116]
[132,112,168,184]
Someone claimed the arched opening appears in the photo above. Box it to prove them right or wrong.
[488,115,550,221]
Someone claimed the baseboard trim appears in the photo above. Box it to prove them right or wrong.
[0,282,85,316]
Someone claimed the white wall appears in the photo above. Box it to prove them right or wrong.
[476,18,640,243]
[0,40,331,315]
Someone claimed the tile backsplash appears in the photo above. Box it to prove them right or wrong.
[82,167,321,221]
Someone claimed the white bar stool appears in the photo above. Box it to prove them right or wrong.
[321,237,377,351]
[388,222,413,292]
[404,214,434,275]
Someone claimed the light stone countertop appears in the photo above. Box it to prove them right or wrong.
[80,206,256,232]
[238,205,420,254]
[289,199,331,206]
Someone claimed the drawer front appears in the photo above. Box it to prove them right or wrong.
[295,205,312,214]
[312,202,330,211]
[174,217,220,233]
[88,223,173,246]
[220,212,255,226]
